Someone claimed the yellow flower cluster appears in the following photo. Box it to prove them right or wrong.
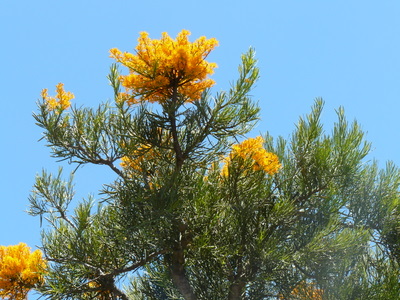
[120,144,157,173]
[0,243,47,300]
[120,144,163,190]
[221,136,281,177]
[86,281,111,300]
[41,83,74,110]
[110,30,218,104]
[280,281,323,300]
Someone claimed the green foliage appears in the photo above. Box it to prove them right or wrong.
[30,48,400,300]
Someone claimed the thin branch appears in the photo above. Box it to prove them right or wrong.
[293,262,317,279]
[92,157,125,178]
[56,208,78,231]
[110,249,169,277]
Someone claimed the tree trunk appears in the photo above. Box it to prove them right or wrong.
[169,248,197,300]
[227,261,246,300]
[227,279,246,300]
[168,221,196,300]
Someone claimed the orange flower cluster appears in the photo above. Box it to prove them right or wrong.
[221,136,281,177]
[120,144,158,174]
[41,83,74,111]
[120,144,165,190]
[85,281,111,300]
[280,281,324,300]
[0,243,47,300]
[110,30,218,104]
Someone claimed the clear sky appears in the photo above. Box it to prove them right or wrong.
[1,0,400,265]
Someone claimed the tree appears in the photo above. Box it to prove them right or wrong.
[28,30,400,299]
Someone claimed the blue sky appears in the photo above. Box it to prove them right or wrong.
[1,0,400,262]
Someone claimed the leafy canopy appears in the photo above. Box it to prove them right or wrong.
[23,29,400,300]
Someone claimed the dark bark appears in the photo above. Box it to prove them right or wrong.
[168,221,197,300]
[227,260,246,300]
[227,280,246,300]
[169,248,197,300]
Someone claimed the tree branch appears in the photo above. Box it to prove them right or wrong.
[110,249,168,277]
